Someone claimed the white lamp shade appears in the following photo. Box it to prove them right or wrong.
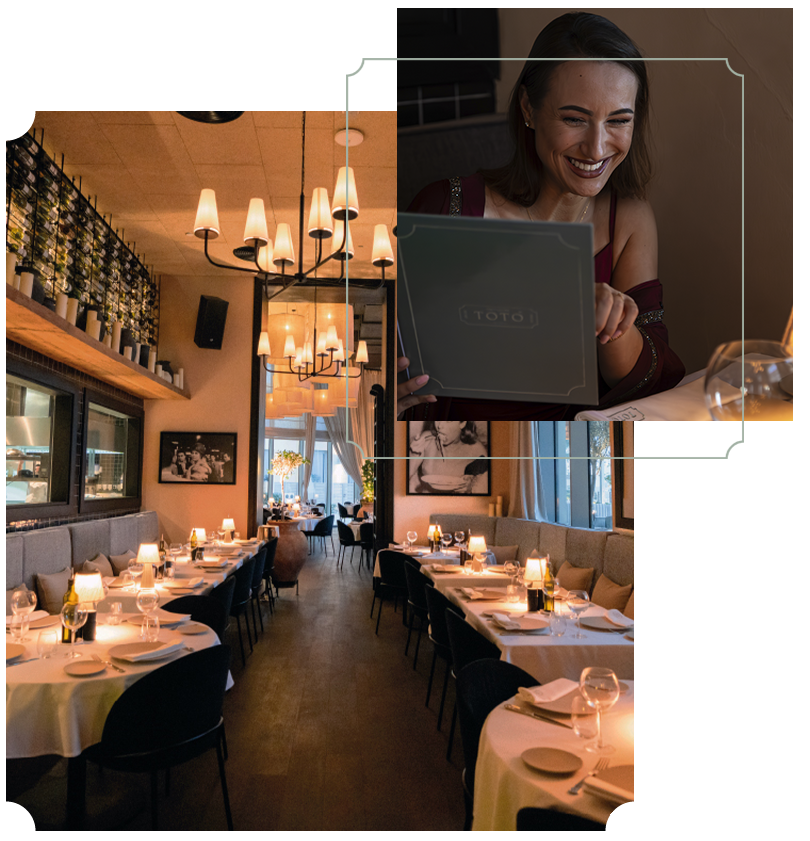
[312,389,335,416]
[468,536,487,556]
[265,312,306,364]
[356,340,369,364]
[194,188,220,239]
[137,543,161,566]
[332,218,355,260]
[325,324,339,350]
[524,557,543,582]
[334,339,345,362]
[222,518,236,531]
[73,571,105,603]
[273,223,295,266]
[283,334,296,358]
[308,187,334,239]
[332,167,359,220]
[316,333,327,357]
[257,331,272,356]
[257,242,275,272]
[191,528,207,543]
[371,224,394,267]
[244,198,269,245]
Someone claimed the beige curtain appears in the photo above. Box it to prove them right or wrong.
[508,421,545,521]
[302,414,316,496]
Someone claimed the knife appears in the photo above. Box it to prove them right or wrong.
[504,704,574,729]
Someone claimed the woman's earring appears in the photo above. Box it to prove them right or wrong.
[524,120,532,129]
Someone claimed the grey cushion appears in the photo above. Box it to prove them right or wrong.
[488,544,520,563]
[590,573,633,611]
[494,518,542,564]
[68,520,112,568]
[564,528,608,581]
[82,553,114,577]
[6,535,24,590]
[22,528,72,590]
[109,549,136,574]
[136,511,159,544]
[603,533,634,587]
[430,514,496,545]
[110,516,140,556]
[35,566,72,614]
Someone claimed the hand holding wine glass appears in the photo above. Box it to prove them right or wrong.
[579,667,620,754]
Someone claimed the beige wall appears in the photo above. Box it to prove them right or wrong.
[496,8,792,374]
[393,421,513,541]
[142,274,255,543]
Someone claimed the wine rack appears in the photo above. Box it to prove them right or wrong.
[5,130,159,350]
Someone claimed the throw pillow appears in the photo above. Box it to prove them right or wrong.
[590,573,633,612]
[488,544,520,563]
[555,560,594,594]
[624,589,634,620]
[35,567,72,614]
[84,552,114,578]
[109,549,136,574]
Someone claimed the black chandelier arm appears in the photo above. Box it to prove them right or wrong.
[202,231,257,274]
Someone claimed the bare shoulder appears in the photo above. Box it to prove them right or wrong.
[611,197,659,292]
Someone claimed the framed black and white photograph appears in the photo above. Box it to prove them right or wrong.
[406,421,491,495]
[158,432,237,484]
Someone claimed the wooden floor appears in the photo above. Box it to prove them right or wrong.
[8,540,467,831]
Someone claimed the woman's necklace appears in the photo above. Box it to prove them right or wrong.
[525,198,590,224]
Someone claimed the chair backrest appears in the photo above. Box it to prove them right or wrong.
[209,573,236,619]
[516,808,606,831]
[100,646,231,756]
[230,555,256,612]
[313,514,334,536]
[250,545,268,592]
[424,583,458,649]
[263,536,278,573]
[455,659,537,795]
[403,560,429,611]
[445,609,501,676]
[376,549,408,590]
[163,595,227,641]
[337,520,354,545]
[359,522,374,548]
[338,503,349,520]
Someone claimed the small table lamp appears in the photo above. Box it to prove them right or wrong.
[524,552,545,611]
[137,543,161,589]
[73,571,105,641]
[467,536,487,572]
[222,518,236,542]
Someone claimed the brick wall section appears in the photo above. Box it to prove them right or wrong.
[6,339,144,533]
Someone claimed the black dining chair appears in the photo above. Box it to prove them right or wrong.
[455,659,537,831]
[516,807,606,831]
[208,574,236,641]
[228,555,256,666]
[248,544,268,642]
[337,503,350,522]
[359,522,375,571]
[423,584,463,732]
[403,559,430,668]
[163,595,227,643]
[445,608,502,761]
[370,549,409,634]
[74,646,233,830]
[336,520,362,569]
[260,536,278,615]
[303,514,335,556]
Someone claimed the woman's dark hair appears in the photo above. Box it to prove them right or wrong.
[483,12,651,203]
[423,421,479,445]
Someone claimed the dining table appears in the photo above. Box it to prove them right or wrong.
[472,680,634,830]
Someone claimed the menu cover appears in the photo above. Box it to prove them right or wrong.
[397,212,598,405]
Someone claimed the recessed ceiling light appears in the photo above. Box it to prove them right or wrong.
[177,112,244,124]
[334,128,364,147]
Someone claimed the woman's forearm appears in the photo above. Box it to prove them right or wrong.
[596,325,644,387]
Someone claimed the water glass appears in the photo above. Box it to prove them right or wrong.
[37,629,58,659]
[164,558,176,580]
[549,609,566,637]
[9,615,23,641]
[463,560,474,575]
[107,602,122,625]
[506,584,520,603]
[142,615,160,642]
[572,696,598,751]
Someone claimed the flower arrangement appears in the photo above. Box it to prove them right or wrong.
[269,450,310,506]
[361,458,375,505]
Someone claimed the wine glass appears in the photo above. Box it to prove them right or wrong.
[60,602,88,658]
[566,590,590,639]
[11,589,37,641]
[127,557,144,590]
[579,667,621,754]
[454,530,466,549]
[503,560,518,580]
[440,532,454,555]
[406,530,418,550]
[572,695,599,752]
[136,588,160,615]
[704,339,793,421]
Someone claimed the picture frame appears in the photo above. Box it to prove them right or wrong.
[158,432,237,485]
[406,421,491,496]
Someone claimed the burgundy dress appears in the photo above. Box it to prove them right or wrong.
[401,174,685,421]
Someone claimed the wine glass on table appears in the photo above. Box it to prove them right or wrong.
[10,588,37,641]
[566,590,590,639]
[454,531,466,550]
[127,557,144,591]
[440,532,454,556]
[136,589,160,639]
[406,531,417,551]
[579,667,621,754]
[60,602,88,658]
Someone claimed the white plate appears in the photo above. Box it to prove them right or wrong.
[29,614,61,629]
[6,643,25,662]
[126,608,190,625]
[177,622,209,635]
[420,474,469,492]
[64,660,106,677]
[521,747,582,775]
[106,578,131,589]
[108,642,177,662]
[528,688,581,714]
[579,615,633,632]
[460,588,508,601]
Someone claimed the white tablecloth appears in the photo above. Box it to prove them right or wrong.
[442,590,634,684]
[6,620,223,758]
[473,682,634,830]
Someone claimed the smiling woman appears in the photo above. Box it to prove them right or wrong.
[398,12,685,421]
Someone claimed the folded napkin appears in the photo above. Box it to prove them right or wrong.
[196,558,229,567]
[430,564,461,572]
[583,766,634,804]
[518,678,579,705]
[604,609,633,628]
[163,577,205,588]
[490,611,522,631]
[6,609,49,625]
[461,588,489,600]
[116,641,186,663]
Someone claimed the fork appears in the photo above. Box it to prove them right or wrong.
[92,652,126,673]
[567,757,610,795]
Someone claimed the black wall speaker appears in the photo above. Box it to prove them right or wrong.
[194,295,229,349]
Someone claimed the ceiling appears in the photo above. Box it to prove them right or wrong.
[29,111,396,366]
